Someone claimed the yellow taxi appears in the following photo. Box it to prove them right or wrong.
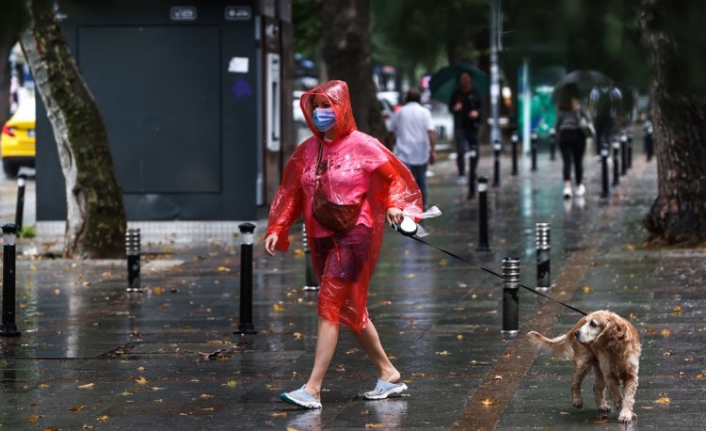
[0,96,35,178]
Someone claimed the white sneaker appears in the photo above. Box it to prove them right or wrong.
[563,186,572,199]
[457,176,468,185]
[576,184,586,196]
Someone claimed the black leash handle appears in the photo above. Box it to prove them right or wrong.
[409,235,588,316]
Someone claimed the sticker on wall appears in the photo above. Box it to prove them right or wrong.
[228,57,249,73]
[231,77,253,99]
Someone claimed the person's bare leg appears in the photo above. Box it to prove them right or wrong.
[303,317,339,400]
[351,319,401,382]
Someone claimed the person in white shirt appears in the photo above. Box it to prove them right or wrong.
[387,88,436,208]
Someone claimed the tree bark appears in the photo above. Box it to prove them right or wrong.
[639,0,706,246]
[20,0,126,258]
[320,0,387,141]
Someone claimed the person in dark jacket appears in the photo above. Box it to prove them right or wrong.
[555,88,588,199]
[449,71,483,185]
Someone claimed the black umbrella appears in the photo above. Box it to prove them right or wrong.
[553,70,614,99]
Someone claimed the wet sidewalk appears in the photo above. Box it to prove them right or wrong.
[2,136,705,430]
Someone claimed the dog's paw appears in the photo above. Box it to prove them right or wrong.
[572,397,583,409]
[598,403,612,413]
[618,409,636,423]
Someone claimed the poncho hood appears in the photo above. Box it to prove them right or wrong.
[300,80,357,141]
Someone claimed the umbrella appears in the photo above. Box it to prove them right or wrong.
[552,69,614,99]
[429,64,488,105]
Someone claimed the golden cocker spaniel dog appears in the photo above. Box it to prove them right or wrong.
[527,310,642,423]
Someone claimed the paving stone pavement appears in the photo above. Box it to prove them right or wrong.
[1,134,705,430]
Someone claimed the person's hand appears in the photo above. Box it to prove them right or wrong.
[386,207,403,226]
[469,110,479,119]
[264,233,279,256]
[453,102,462,112]
[429,150,436,165]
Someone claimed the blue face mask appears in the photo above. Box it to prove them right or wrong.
[312,108,336,132]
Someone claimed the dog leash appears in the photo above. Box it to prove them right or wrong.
[394,223,588,316]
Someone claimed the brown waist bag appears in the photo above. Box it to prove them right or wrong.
[312,142,365,232]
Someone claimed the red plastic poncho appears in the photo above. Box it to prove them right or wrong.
[266,80,422,332]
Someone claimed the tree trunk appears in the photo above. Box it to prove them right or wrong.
[639,0,706,246]
[320,0,387,141]
[20,0,126,258]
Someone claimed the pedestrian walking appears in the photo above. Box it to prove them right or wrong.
[388,88,436,209]
[449,71,483,185]
[555,87,589,199]
[264,80,423,409]
[589,85,622,154]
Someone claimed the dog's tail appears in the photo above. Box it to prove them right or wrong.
[526,331,573,360]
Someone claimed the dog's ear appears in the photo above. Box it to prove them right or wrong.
[598,314,627,344]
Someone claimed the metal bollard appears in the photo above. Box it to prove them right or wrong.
[612,138,620,186]
[601,144,610,198]
[302,225,319,291]
[126,228,142,292]
[620,133,628,176]
[536,223,550,290]
[14,174,27,231]
[467,146,478,200]
[0,224,20,337]
[234,222,258,335]
[511,132,518,176]
[492,139,501,187]
[627,130,633,169]
[476,176,491,252]
[501,257,520,335]
[530,132,538,171]
[548,128,556,161]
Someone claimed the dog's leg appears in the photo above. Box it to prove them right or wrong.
[618,372,639,423]
[571,357,592,409]
[605,373,623,415]
[592,363,610,412]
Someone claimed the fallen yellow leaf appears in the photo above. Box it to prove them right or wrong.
[69,405,84,412]
[273,303,285,312]
[200,394,213,399]
[78,383,94,389]
[365,424,385,428]
[29,415,41,423]
[581,285,594,293]
[481,398,496,406]
[673,305,682,315]
[293,332,302,340]
[217,266,231,272]
[226,380,238,387]
[661,329,671,337]
[654,397,671,404]
[134,376,148,385]
[436,351,450,356]
[271,412,287,417]
[96,415,109,422]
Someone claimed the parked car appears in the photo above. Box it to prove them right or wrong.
[1,96,35,178]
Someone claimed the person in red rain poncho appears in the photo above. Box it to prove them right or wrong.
[265,80,423,409]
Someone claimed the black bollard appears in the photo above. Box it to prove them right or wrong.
[476,176,491,252]
[549,128,556,161]
[234,222,258,335]
[536,223,551,290]
[492,140,501,187]
[125,228,141,292]
[501,257,520,335]
[627,130,633,169]
[467,146,478,200]
[612,138,620,186]
[530,132,538,172]
[511,132,518,176]
[0,224,20,337]
[14,174,27,231]
[601,144,610,198]
[302,225,319,291]
[620,133,628,176]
